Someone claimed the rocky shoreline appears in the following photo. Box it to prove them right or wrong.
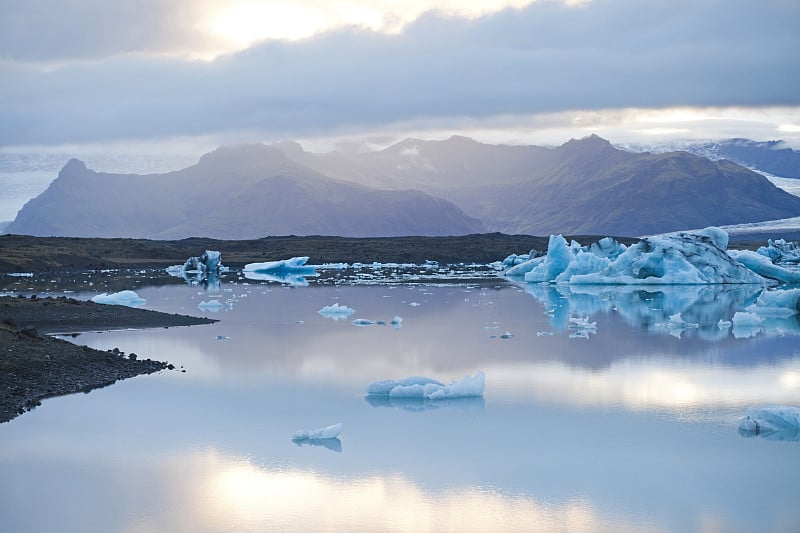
[0,296,217,423]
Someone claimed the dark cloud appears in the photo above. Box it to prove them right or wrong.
[1,0,798,145]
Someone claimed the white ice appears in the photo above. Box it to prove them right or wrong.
[198,300,224,311]
[91,290,146,308]
[506,228,765,285]
[738,406,800,441]
[292,422,342,441]
[365,372,485,400]
[318,303,356,320]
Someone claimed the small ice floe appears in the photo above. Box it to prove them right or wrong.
[390,315,403,328]
[215,335,229,340]
[500,332,513,339]
[537,331,554,336]
[7,272,34,277]
[243,257,318,286]
[292,422,342,441]
[366,372,485,400]
[198,300,224,312]
[318,303,356,320]
[352,318,386,326]
[91,290,146,308]
[738,406,800,442]
[409,302,421,307]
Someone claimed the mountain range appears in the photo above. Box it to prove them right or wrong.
[7,135,800,239]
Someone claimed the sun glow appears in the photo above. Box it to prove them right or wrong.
[205,0,541,51]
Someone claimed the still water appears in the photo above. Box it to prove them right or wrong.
[1,267,799,532]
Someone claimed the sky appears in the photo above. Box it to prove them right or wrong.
[1,0,799,155]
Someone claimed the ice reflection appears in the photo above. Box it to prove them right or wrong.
[140,451,657,533]
[523,284,800,339]
[243,270,316,286]
[365,395,485,413]
[292,437,342,452]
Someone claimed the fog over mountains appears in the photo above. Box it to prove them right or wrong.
[7,136,800,239]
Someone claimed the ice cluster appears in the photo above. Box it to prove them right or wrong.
[738,406,800,441]
[243,257,318,286]
[91,290,146,308]
[756,239,800,264]
[506,228,768,285]
[318,303,356,320]
[292,422,342,441]
[366,372,485,400]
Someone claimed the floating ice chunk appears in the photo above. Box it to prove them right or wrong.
[7,272,34,277]
[243,257,318,286]
[292,422,342,441]
[728,249,800,284]
[500,332,513,339]
[198,300,224,312]
[738,406,800,441]
[91,290,146,308]
[366,372,485,400]
[390,315,404,328]
[318,303,356,320]
[717,319,732,329]
[409,302,421,307]
[181,250,224,274]
[537,331,554,336]
[245,257,313,272]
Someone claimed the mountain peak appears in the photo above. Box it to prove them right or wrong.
[61,158,87,173]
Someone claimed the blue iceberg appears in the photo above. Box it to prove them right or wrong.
[366,372,485,400]
[506,228,766,285]
[738,406,800,441]
[243,257,318,286]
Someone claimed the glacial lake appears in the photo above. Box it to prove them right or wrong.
[1,265,799,533]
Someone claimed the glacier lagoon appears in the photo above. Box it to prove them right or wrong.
[1,265,799,533]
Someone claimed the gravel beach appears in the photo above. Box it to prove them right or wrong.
[0,296,217,423]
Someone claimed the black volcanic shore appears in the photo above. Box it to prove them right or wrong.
[0,296,217,423]
[0,233,641,273]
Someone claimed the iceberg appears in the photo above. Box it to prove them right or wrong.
[318,303,356,320]
[365,372,485,400]
[738,406,800,441]
[727,249,800,284]
[91,290,146,308]
[506,228,765,285]
[292,422,342,441]
[243,257,318,286]
[756,239,800,265]
[168,250,226,290]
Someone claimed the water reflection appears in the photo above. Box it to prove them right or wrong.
[243,270,316,286]
[292,437,343,452]
[365,395,486,413]
[127,451,660,532]
[523,284,800,340]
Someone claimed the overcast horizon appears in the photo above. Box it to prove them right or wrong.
[2,0,799,155]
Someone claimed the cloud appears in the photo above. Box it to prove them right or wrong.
[0,0,798,146]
